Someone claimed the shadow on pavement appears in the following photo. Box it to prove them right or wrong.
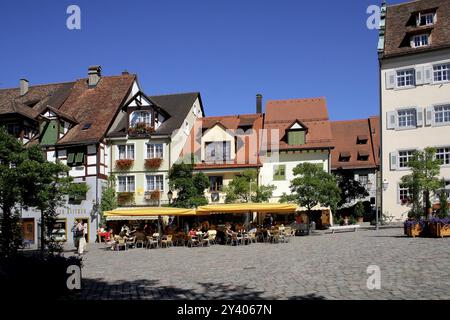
[72,278,327,300]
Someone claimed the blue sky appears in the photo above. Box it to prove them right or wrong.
[0,0,407,120]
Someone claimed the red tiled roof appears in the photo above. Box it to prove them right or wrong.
[263,97,334,151]
[56,74,135,145]
[331,117,380,170]
[382,0,450,58]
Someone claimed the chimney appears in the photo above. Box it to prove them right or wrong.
[88,65,102,87]
[122,70,129,75]
[20,79,29,96]
[256,94,262,114]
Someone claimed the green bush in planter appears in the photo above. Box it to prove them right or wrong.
[68,182,89,203]
[354,202,365,218]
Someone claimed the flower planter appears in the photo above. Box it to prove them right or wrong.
[404,220,426,238]
[145,158,163,170]
[429,219,450,238]
[128,122,155,136]
[115,159,134,170]
[117,192,135,206]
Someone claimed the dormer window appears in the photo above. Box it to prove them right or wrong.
[130,111,151,127]
[412,34,429,48]
[357,135,369,145]
[287,121,307,146]
[357,150,370,161]
[339,152,351,162]
[416,12,435,26]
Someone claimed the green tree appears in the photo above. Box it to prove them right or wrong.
[438,179,449,218]
[100,176,118,225]
[0,128,71,257]
[224,170,275,203]
[334,169,369,208]
[282,163,340,218]
[18,145,72,255]
[401,147,441,219]
[168,161,209,208]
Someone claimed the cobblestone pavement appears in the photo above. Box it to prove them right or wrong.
[70,227,450,300]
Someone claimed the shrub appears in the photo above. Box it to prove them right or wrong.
[68,182,89,203]
[354,202,365,218]
[117,192,135,206]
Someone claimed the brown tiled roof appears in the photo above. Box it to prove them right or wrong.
[56,74,135,145]
[383,0,450,58]
[263,98,334,151]
[331,117,380,170]
[0,82,74,120]
[181,114,264,170]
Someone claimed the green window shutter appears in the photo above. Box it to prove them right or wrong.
[288,131,305,145]
[59,121,64,134]
[40,120,58,145]
[67,153,75,164]
[75,153,84,163]
[273,165,286,181]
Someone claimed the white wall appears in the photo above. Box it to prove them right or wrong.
[381,48,450,219]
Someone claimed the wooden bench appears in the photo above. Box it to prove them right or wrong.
[329,225,360,234]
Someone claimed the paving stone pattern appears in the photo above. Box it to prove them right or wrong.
[70,228,450,300]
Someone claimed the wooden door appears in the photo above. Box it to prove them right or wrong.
[22,219,34,243]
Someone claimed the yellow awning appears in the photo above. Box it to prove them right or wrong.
[104,207,197,217]
[196,203,298,215]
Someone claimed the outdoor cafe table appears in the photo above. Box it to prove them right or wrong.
[97,231,111,243]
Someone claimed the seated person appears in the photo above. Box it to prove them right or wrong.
[188,228,197,238]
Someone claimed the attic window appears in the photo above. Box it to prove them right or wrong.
[82,123,92,130]
[416,12,435,26]
[357,135,368,145]
[339,152,351,162]
[357,150,370,161]
[411,34,430,48]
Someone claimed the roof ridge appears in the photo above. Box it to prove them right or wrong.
[266,97,326,104]
[0,80,75,92]
[150,91,199,98]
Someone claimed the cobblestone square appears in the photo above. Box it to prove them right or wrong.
[71,227,450,300]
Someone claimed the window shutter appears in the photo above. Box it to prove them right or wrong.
[386,111,397,130]
[386,71,396,89]
[416,108,424,127]
[423,65,433,84]
[390,152,398,171]
[397,184,401,204]
[425,106,434,126]
[67,153,75,165]
[75,153,84,163]
[415,67,424,85]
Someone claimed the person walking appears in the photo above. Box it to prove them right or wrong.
[73,220,84,253]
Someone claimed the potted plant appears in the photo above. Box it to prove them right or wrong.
[145,158,163,170]
[404,220,426,238]
[68,182,89,204]
[428,218,450,238]
[117,192,135,206]
[115,159,134,170]
[354,202,365,223]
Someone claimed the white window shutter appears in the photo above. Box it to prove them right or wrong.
[416,108,424,127]
[386,71,396,89]
[425,106,434,126]
[415,67,424,85]
[386,111,397,130]
[423,65,433,84]
[390,152,398,171]
[397,184,401,204]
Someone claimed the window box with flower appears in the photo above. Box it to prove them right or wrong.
[145,158,163,170]
[128,122,155,136]
[117,192,135,206]
[116,159,134,170]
